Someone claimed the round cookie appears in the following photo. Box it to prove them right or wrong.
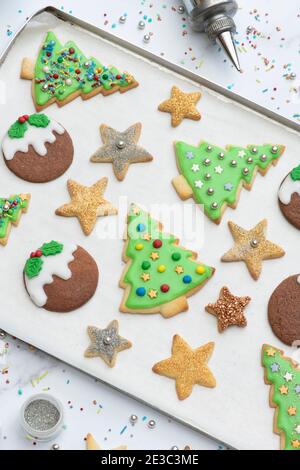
[2,113,73,183]
[24,241,99,312]
[268,275,300,346]
[278,164,300,229]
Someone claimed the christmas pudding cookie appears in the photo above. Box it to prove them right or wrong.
[268,276,300,346]
[55,177,118,235]
[119,204,215,318]
[222,219,285,280]
[278,164,300,229]
[158,86,201,127]
[2,113,73,183]
[90,123,153,181]
[0,193,30,246]
[152,335,216,400]
[21,31,138,111]
[262,344,300,450]
[173,140,285,224]
[24,241,99,312]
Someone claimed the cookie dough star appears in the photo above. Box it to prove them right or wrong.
[158,86,201,127]
[84,320,132,368]
[205,286,251,333]
[86,433,127,450]
[90,123,153,181]
[56,177,117,236]
[221,219,285,280]
[152,335,216,400]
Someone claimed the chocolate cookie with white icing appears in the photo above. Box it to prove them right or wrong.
[278,164,300,229]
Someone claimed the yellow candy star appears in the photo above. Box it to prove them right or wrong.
[287,406,297,416]
[175,266,184,274]
[150,252,159,260]
[291,440,300,449]
[279,385,288,395]
[266,347,276,357]
[148,289,158,299]
[143,233,151,241]
[141,273,150,282]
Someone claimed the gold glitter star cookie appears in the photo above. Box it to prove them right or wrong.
[221,219,285,280]
[152,335,216,400]
[158,86,201,127]
[84,320,132,368]
[86,433,127,450]
[55,177,117,236]
[205,286,251,333]
[90,122,153,181]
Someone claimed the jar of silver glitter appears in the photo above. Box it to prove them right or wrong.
[20,393,64,441]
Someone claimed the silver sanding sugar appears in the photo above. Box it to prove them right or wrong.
[24,399,60,431]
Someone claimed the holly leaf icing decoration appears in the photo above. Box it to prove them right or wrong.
[28,113,50,128]
[41,240,63,256]
[291,165,300,181]
[25,257,43,279]
[8,121,28,139]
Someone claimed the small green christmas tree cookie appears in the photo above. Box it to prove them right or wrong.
[21,31,138,111]
[119,204,215,318]
[262,344,300,450]
[0,194,30,246]
[173,141,285,224]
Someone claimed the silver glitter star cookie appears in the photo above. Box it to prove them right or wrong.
[90,123,153,181]
[84,320,132,367]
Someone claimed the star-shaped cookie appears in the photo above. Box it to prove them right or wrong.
[221,219,285,280]
[55,177,117,236]
[152,335,216,400]
[90,123,153,181]
[158,86,201,127]
[86,433,127,450]
[205,286,251,332]
[84,320,132,367]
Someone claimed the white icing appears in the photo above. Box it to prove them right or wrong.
[2,119,65,160]
[25,244,77,307]
[278,173,300,205]
[297,275,300,284]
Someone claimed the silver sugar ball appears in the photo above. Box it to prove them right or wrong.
[247,157,253,164]
[207,187,214,195]
[204,173,211,180]
[218,152,225,160]
[290,72,297,80]
[42,83,48,91]
[143,34,151,44]
[130,414,138,424]
[103,336,112,345]
[51,443,60,450]
[251,147,258,154]
[171,445,179,450]
[271,145,278,154]
[230,160,237,167]
[138,20,146,30]
[116,140,126,150]
[148,419,156,429]
[250,239,259,248]
[206,145,213,152]
[178,5,185,14]
[211,202,218,210]
[0,329,6,339]
[242,167,249,175]
[203,158,211,166]
[260,154,267,162]
[119,15,127,24]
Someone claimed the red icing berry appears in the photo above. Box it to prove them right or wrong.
[30,252,36,258]
[75,68,81,74]
[23,114,29,121]
[69,47,75,54]
[35,250,43,258]
[160,284,170,293]
[153,239,162,249]
[46,52,51,57]
[94,75,99,81]
[53,73,59,79]
[18,116,26,123]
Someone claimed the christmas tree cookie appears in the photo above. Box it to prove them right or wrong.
[262,344,300,450]
[21,31,138,111]
[0,194,30,246]
[278,164,300,229]
[173,140,285,224]
[23,241,99,312]
[2,113,73,183]
[119,205,215,318]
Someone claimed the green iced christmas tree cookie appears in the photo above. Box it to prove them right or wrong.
[119,204,215,318]
[173,140,285,224]
[262,344,300,450]
[0,194,30,246]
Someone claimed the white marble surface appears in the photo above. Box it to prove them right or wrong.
[0,0,299,451]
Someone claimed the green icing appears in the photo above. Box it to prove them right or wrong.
[175,141,284,221]
[28,113,50,128]
[25,257,43,279]
[41,240,63,256]
[0,195,28,240]
[262,345,300,451]
[8,121,28,139]
[291,165,300,182]
[34,31,134,106]
[123,205,214,310]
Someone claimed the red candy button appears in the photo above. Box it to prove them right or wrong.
[160,284,170,293]
[153,239,162,249]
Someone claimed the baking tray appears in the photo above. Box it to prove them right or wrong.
[0,6,299,450]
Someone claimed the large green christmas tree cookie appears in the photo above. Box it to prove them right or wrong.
[21,31,138,111]
[0,194,30,246]
[173,140,285,224]
[119,204,215,318]
[262,344,300,450]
